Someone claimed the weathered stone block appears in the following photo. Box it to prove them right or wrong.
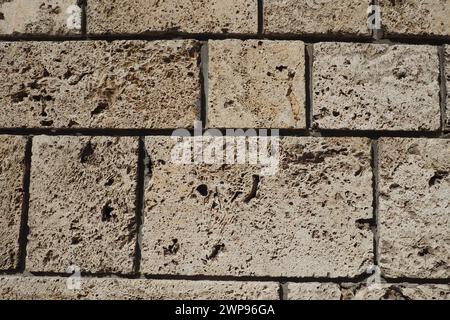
[446,46,450,130]
[380,0,450,37]
[87,0,257,35]
[264,0,370,36]
[141,136,373,277]
[0,0,81,35]
[0,40,200,129]
[27,136,138,273]
[207,40,306,128]
[378,138,450,278]
[0,136,26,270]
[0,276,279,300]
[286,283,341,300]
[313,43,440,131]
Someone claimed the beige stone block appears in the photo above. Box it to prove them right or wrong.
[0,40,200,129]
[141,136,373,277]
[0,136,26,270]
[87,0,257,35]
[27,136,138,273]
[0,276,279,300]
[207,40,306,128]
[264,0,370,36]
[0,0,81,35]
[286,283,341,300]
[313,43,440,131]
[378,138,450,278]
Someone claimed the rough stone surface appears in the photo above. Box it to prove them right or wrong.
[313,43,440,131]
[207,40,306,129]
[0,0,81,35]
[264,0,370,36]
[286,283,341,300]
[0,276,279,300]
[341,283,450,300]
[446,46,450,130]
[0,40,200,129]
[380,0,450,37]
[141,136,373,277]
[0,136,26,271]
[378,138,450,278]
[27,136,138,273]
[87,0,257,35]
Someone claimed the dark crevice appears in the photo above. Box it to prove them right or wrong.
[257,0,264,34]
[305,44,313,131]
[206,243,225,260]
[371,140,380,266]
[243,175,260,203]
[79,140,95,163]
[77,0,87,36]
[101,202,114,222]
[438,46,448,135]
[17,137,32,273]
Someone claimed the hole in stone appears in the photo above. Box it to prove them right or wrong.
[163,239,179,256]
[91,101,108,116]
[104,178,114,186]
[206,243,225,260]
[196,184,208,197]
[101,203,114,222]
[428,171,448,187]
[79,141,95,163]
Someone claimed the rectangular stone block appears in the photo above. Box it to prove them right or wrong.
[286,282,450,300]
[313,43,440,131]
[264,0,370,36]
[380,0,450,37]
[0,40,200,129]
[27,136,139,274]
[0,136,27,271]
[0,0,81,35]
[207,40,306,129]
[141,136,373,277]
[87,0,257,35]
[378,138,450,278]
[0,276,279,300]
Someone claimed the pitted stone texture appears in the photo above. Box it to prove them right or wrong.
[141,136,373,277]
[378,138,450,278]
[0,136,26,270]
[27,136,138,273]
[380,0,450,37]
[341,283,450,300]
[313,43,440,131]
[264,0,370,36]
[446,46,450,130]
[0,40,200,129]
[87,0,257,35]
[286,283,341,300]
[207,40,306,129]
[0,0,81,35]
[0,276,279,300]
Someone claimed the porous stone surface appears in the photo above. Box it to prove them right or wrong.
[313,43,440,131]
[141,136,373,277]
[380,0,450,37]
[0,40,200,129]
[286,283,341,300]
[87,0,257,35]
[27,136,138,273]
[0,0,81,35]
[446,46,450,130]
[341,283,450,300]
[0,276,279,300]
[0,136,26,270]
[378,138,450,278]
[207,40,306,129]
[264,0,370,36]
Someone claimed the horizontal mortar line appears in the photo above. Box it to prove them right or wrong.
[0,271,448,286]
[0,33,449,45]
[0,128,447,139]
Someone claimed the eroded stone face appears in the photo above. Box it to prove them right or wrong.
[0,136,26,271]
[27,136,138,273]
[380,0,450,37]
[0,0,81,35]
[0,276,279,300]
[264,0,370,36]
[313,43,440,131]
[87,0,257,35]
[0,40,200,129]
[141,136,373,277]
[446,46,450,130]
[207,40,306,129]
[378,138,450,278]
[286,283,341,300]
